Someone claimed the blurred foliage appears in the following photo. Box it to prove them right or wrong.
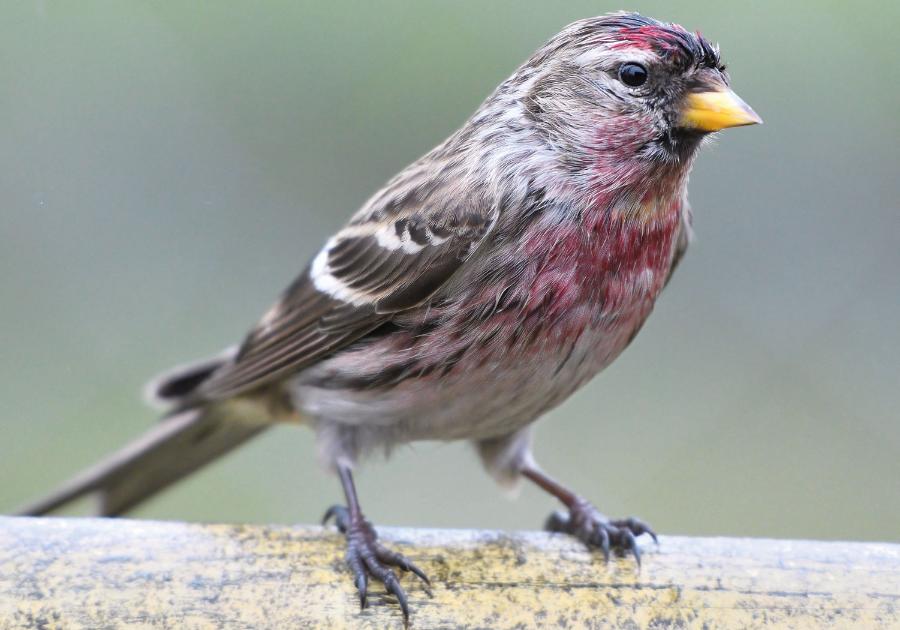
[1,1,898,541]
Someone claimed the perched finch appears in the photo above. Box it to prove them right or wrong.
[19,12,760,620]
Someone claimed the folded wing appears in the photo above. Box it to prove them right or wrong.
[197,202,496,400]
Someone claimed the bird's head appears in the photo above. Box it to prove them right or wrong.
[515,13,760,191]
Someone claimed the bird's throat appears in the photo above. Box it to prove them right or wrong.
[592,166,688,228]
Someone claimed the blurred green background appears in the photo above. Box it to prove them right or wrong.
[2,1,898,542]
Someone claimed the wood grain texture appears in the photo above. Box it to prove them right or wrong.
[0,516,898,629]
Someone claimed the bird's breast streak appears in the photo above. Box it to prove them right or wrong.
[523,198,681,324]
[295,193,682,443]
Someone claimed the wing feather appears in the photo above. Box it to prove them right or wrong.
[197,196,496,400]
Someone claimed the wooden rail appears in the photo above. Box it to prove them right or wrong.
[1,516,898,628]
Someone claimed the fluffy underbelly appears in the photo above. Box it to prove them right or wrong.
[292,301,652,443]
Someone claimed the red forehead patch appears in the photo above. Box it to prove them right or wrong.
[612,23,710,67]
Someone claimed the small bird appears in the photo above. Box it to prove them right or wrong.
[19,12,760,620]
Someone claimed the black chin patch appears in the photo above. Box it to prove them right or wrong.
[655,128,705,161]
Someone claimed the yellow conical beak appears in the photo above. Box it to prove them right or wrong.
[679,88,762,132]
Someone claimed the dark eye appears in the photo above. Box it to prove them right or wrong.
[618,62,648,87]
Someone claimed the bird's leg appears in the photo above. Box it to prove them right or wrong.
[521,464,657,566]
[322,464,430,621]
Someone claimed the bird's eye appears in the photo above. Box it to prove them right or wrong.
[618,63,648,87]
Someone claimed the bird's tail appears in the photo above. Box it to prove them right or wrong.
[16,351,269,517]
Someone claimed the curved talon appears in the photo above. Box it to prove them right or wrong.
[375,545,432,587]
[620,529,640,568]
[345,539,368,609]
[613,516,659,545]
[541,502,655,567]
[322,504,349,531]
[596,525,611,562]
[406,561,432,588]
[386,573,410,622]
[354,572,368,609]
[364,558,409,622]
[328,503,428,621]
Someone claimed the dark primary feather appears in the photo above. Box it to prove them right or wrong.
[196,194,497,401]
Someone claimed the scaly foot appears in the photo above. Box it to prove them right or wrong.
[323,505,430,621]
[544,498,657,566]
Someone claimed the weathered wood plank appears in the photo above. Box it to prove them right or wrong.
[0,516,897,628]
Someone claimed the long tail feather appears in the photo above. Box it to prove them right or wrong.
[16,407,267,517]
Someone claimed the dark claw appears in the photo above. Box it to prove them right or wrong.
[346,546,368,608]
[621,529,641,568]
[355,572,368,609]
[612,517,659,545]
[405,561,432,589]
[384,572,409,622]
[322,504,350,532]
[363,557,409,622]
[596,525,611,562]
[541,501,655,568]
[376,546,432,587]
[321,505,338,525]
[327,504,428,621]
